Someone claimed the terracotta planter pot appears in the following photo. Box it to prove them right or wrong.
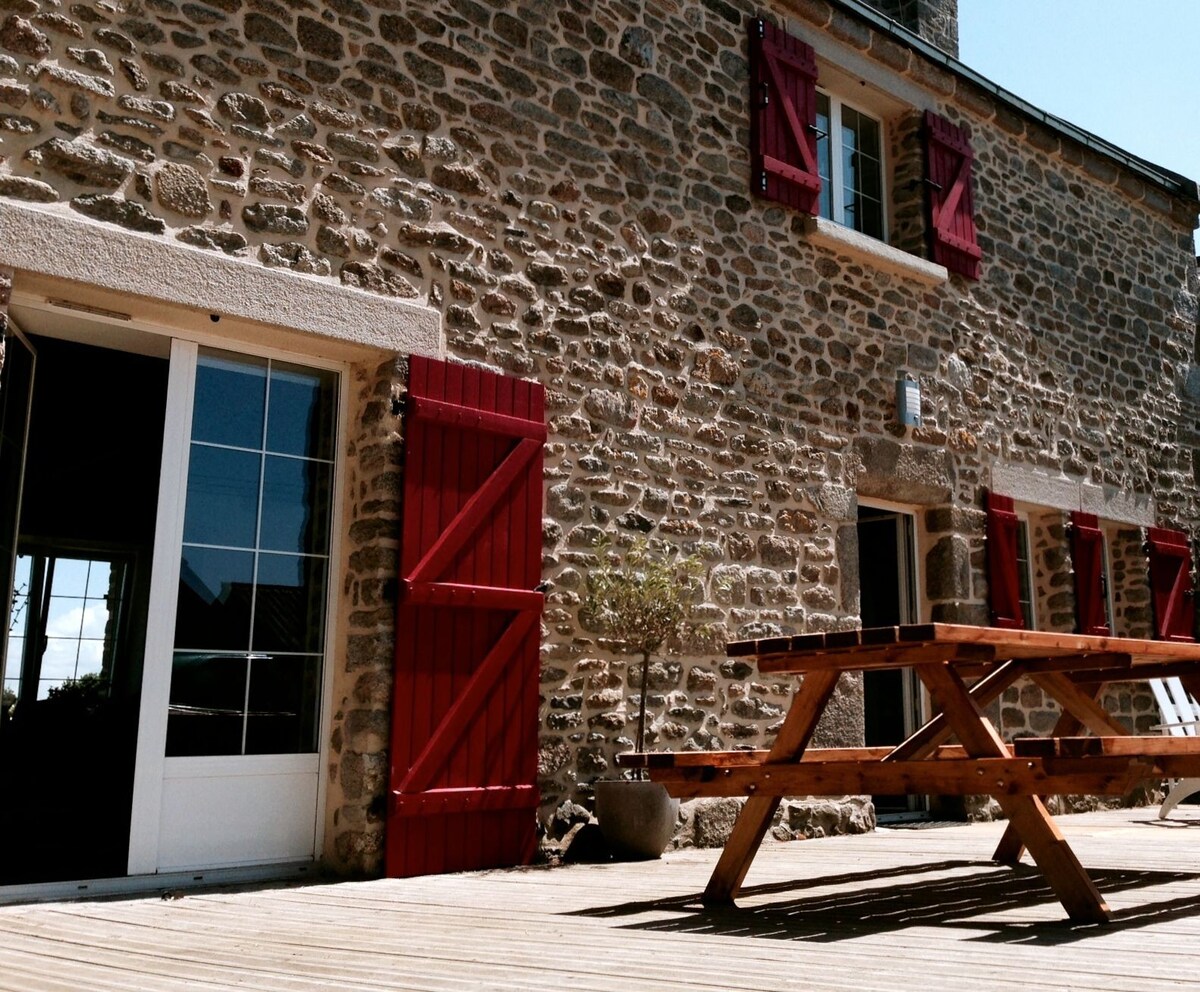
[593,779,680,859]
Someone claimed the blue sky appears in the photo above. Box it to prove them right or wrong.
[957,0,1200,204]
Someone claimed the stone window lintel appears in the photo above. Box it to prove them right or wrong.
[798,214,948,286]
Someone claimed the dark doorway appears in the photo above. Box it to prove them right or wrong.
[0,333,168,885]
[857,504,925,819]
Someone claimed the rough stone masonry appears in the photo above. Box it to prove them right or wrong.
[0,0,1196,870]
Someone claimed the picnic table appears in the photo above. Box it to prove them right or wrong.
[618,623,1200,923]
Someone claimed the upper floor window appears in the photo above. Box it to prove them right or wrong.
[815,91,885,240]
[748,18,981,279]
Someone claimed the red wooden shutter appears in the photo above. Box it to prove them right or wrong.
[1070,511,1110,636]
[1146,527,1196,642]
[923,111,981,279]
[387,355,546,878]
[985,492,1024,629]
[749,18,821,214]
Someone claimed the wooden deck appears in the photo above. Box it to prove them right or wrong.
[5,807,1200,991]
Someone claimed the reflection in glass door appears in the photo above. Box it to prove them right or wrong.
[168,351,334,759]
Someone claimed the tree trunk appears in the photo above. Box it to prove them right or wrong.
[636,650,650,780]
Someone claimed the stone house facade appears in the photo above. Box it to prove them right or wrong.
[0,0,1197,892]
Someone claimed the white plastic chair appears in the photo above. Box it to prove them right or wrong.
[1149,677,1200,818]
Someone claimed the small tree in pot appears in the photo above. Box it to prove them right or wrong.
[582,537,704,857]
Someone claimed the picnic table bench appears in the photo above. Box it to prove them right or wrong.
[617,623,1200,923]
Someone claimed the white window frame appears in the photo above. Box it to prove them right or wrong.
[815,88,887,242]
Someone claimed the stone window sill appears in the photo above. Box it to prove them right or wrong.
[798,216,948,286]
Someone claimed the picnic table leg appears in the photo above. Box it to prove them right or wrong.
[918,662,1111,923]
[702,668,840,906]
[992,706,1082,866]
[993,679,1114,866]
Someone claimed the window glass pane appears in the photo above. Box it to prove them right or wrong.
[857,114,880,156]
[858,196,883,241]
[816,92,831,221]
[856,153,881,200]
[842,141,857,197]
[11,553,31,594]
[85,561,112,599]
[175,547,254,650]
[842,196,857,231]
[45,596,87,638]
[166,652,248,756]
[174,353,335,758]
[183,446,261,548]
[39,636,80,685]
[4,636,23,678]
[834,101,884,238]
[192,352,267,449]
[253,553,327,654]
[48,558,89,598]
[267,364,337,461]
[245,655,320,754]
[260,456,332,556]
[841,106,858,152]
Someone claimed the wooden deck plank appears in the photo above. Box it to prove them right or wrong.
[7,810,1200,991]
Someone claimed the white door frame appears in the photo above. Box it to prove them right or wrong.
[122,337,347,875]
[127,339,196,874]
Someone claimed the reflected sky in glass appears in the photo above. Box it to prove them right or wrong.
[192,352,266,449]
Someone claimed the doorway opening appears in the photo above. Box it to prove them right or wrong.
[857,503,926,821]
[0,333,167,885]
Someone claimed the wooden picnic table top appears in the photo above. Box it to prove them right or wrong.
[627,623,1200,925]
[727,622,1200,675]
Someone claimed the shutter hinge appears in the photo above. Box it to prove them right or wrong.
[758,171,768,193]
[754,18,765,38]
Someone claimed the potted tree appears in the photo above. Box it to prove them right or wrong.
[582,537,704,858]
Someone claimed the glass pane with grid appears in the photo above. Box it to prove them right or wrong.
[840,105,883,239]
[3,553,124,703]
[168,349,336,757]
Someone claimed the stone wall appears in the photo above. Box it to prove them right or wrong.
[1109,526,1154,640]
[0,0,1196,866]
[866,0,958,57]
[325,352,405,873]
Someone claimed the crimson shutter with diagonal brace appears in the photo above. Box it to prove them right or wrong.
[749,18,821,214]
[923,111,981,279]
[387,355,546,878]
[1146,527,1196,643]
[1070,511,1110,636]
[985,492,1024,629]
